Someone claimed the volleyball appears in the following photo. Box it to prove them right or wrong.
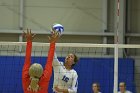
[51,23,64,35]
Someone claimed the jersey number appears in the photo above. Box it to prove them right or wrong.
[62,75,69,83]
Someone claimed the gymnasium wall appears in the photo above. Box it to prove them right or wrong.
[0,0,103,34]
[0,56,135,93]
[128,0,140,33]
[0,0,140,92]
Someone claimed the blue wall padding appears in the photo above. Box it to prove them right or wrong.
[0,56,135,93]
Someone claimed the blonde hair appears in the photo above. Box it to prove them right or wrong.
[28,63,43,92]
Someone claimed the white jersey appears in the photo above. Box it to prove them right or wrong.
[53,53,78,93]
[118,90,132,93]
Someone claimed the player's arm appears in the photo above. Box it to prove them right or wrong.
[22,29,35,77]
[54,87,69,93]
[53,52,61,66]
[43,31,59,80]
[22,39,32,77]
[22,29,35,88]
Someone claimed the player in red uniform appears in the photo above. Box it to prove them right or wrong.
[22,29,59,93]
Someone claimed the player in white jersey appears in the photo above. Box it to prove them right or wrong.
[118,82,132,93]
[92,83,102,93]
[53,52,79,93]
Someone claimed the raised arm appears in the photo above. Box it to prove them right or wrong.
[53,52,62,66]
[22,40,32,77]
[42,31,60,79]
[22,29,35,89]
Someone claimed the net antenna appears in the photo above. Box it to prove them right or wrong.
[114,0,120,93]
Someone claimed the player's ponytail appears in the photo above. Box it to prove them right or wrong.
[28,63,43,92]
[28,77,40,92]
[72,54,79,67]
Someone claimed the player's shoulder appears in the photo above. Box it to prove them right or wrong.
[71,69,78,75]
[60,62,64,65]
[71,69,77,73]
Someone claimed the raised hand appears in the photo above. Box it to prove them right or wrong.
[48,31,60,43]
[23,29,36,41]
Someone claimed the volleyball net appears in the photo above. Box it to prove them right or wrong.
[0,42,139,93]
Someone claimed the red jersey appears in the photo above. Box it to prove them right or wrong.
[22,41,55,93]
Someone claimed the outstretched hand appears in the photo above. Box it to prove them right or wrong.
[48,31,60,43]
[54,86,67,93]
[23,29,36,41]
[54,86,61,92]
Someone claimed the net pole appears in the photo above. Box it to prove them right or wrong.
[114,44,119,93]
[114,0,120,93]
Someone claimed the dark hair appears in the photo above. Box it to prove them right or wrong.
[92,82,100,91]
[72,53,79,67]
